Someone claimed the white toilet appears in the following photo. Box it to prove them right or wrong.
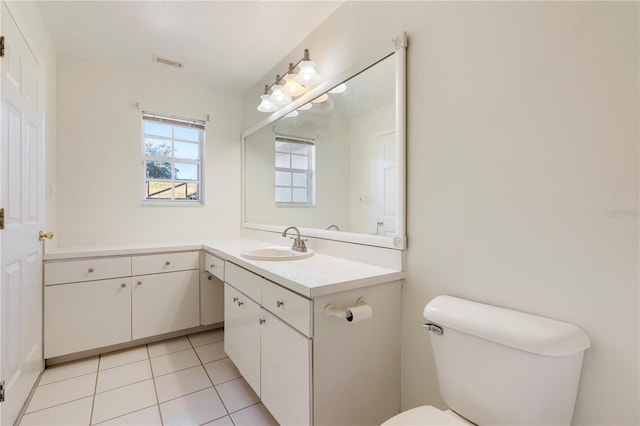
[383,295,591,425]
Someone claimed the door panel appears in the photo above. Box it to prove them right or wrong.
[0,2,45,424]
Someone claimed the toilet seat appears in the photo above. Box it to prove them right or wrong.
[382,405,472,426]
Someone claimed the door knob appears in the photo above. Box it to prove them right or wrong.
[38,231,54,241]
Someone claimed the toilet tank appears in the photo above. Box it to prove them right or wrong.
[423,296,590,426]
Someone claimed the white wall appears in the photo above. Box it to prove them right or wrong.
[56,54,243,247]
[242,2,639,425]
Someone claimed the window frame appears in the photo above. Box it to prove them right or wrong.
[141,112,205,205]
[274,135,316,207]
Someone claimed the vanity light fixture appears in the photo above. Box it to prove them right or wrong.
[257,86,279,112]
[311,93,329,104]
[328,83,347,94]
[256,49,322,112]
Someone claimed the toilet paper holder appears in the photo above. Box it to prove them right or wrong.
[324,297,372,322]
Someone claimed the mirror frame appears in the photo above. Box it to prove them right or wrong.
[241,33,407,250]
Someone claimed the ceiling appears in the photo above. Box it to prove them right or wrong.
[36,1,343,93]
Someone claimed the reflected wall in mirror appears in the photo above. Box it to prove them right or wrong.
[244,51,403,240]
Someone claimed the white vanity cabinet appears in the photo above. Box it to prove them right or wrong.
[44,277,132,358]
[224,283,262,395]
[44,250,206,359]
[201,252,225,326]
[223,260,401,426]
[224,262,313,425]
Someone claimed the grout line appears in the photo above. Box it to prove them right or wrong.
[189,332,232,418]
[36,369,98,388]
[147,344,165,426]
[89,356,100,426]
[92,405,160,426]
[21,395,94,417]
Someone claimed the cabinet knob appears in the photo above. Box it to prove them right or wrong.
[237,301,244,307]
[208,275,212,281]
[121,283,127,288]
[232,297,239,302]
[259,318,266,325]
[137,281,142,286]
[165,261,171,266]
[276,300,284,308]
[210,264,215,269]
[88,268,94,273]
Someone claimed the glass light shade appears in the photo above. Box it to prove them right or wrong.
[329,83,347,94]
[282,74,306,97]
[311,93,329,104]
[257,94,279,112]
[285,110,299,118]
[269,85,292,106]
[297,102,312,111]
[295,61,321,85]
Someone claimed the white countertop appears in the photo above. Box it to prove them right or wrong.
[44,238,404,298]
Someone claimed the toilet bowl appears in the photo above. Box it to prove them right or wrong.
[382,405,471,425]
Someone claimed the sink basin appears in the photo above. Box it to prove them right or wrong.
[241,247,314,261]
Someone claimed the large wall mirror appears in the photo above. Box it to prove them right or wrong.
[242,34,407,250]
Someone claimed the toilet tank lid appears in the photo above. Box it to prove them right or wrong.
[423,295,591,356]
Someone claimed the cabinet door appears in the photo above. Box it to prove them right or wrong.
[44,278,132,358]
[200,271,224,325]
[132,270,200,340]
[261,309,311,426]
[224,283,261,397]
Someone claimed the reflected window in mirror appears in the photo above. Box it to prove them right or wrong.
[275,135,316,206]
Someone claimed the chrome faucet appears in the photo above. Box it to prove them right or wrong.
[282,226,307,252]
[326,224,340,231]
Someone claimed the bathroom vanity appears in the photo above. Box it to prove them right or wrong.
[42,238,404,425]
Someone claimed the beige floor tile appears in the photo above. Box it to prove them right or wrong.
[26,373,96,413]
[204,358,241,385]
[188,328,224,347]
[20,396,93,425]
[154,366,212,403]
[148,336,191,358]
[40,357,99,385]
[230,403,278,426]
[97,405,162,425]
[150,348,200,377]
[96,359,152,393]
[216,377,260,413]
[159,387,227,426]
[91,379,157,424]
[194,341,226,364]
[100,346,148,371]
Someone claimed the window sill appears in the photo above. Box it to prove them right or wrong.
[141,201,204,207]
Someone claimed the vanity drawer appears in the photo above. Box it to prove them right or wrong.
[262,281,312,337]
[44,257,131,286]
[132,251,199,276]
[224,262,262,303]
[205,253,225,281]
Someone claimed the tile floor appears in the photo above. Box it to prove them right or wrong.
[20,329,278,425]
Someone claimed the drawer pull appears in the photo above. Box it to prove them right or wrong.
[276,300,284,308]
[137,281,142,286]
[121,283,127,288]
[210,264,215,269]
[237,301,244,307]
[259,318,266,325]
[233,297,239,302]
[165,261,171,266]
[88,268,94,273]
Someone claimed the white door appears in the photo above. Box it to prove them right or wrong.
[376,130,396,235]
[0,3,45,424]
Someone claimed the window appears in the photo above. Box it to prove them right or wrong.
[142,113,204,203]
[275,135,315,206]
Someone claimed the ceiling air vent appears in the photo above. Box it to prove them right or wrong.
[152,55,184,69]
